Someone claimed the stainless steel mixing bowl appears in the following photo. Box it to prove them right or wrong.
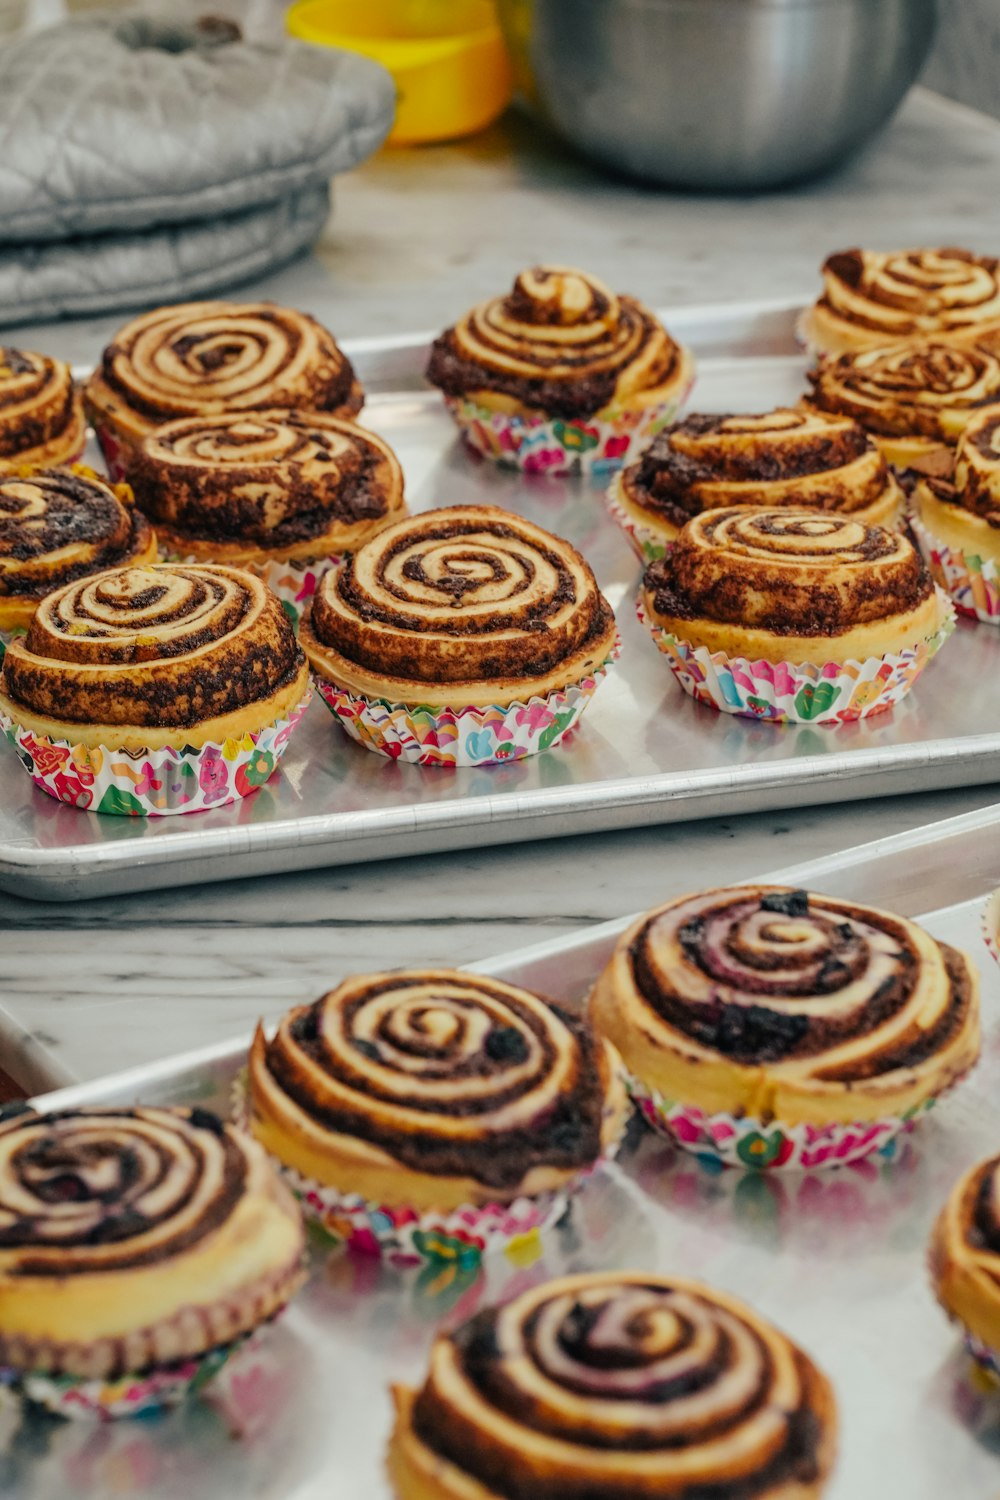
[497,0,937,190]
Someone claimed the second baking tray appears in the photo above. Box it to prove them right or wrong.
[18,802,1000,1500]
[3,298,1000,902]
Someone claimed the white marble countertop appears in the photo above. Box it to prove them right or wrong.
[4,85,1000,1092]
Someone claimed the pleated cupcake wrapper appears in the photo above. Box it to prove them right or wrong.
[0,1335,247,1420]
[311,641,619,767]
[909,514,1000,625]
[164,546,343,633]
[604,476,672,564]
[443,389,689,477]
[0,688,312,816]
[626,1071,935,1171]
[636,596,954,725]
[92,421,136,485]
[981,889,1000,969]
[0,624,26,660]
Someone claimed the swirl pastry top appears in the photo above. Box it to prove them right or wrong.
[389,1270,837,1500]
[0,468,156,628]
[642,507,942,664]
[590,885,979,1125]
[0,347,85,470]
[931,1155,1000,1356]
[618,408,902,538]
[301,505,619,708]
[248,969,628,1210]
[130,411,406,564]
[913,406,1000,566]
[425,266,692,419]
[84,300,362,454]
[0,1105,305,1378]
[0,562,309,750]
[805,248,1000,355]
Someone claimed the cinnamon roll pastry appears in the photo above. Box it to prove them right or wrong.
[802,248,1000,357]
[930,1154,1000,1372]
[0,468,156,634]
[389,1270,838,1500]
[302,504,618,709]
[642,507,944,666]
[590,885,979,1140]
[84,300,363,480]
[914,406,1000,567]
[0,348,85,471]
[807,336,1000,476]
[129,411,405,566]
[0,1105,305,1383]
[0,562,309,751]
[613,408,902,553]
[247,969,628,1214]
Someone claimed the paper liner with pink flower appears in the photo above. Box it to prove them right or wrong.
[444,393,686,478]
[910,513,1000,625]
[0,690,310,816]
[312,649,616,767]
[627,1070,934,1172]
[2,1337,247,1421]
[637,596,954,725]
[163,544,343,634]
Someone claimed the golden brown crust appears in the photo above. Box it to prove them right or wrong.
[589,885,980,1126]
[389,1270,837,1500]
[807,336,1000,451]
[930,1155,1000,1356]
[0,347,84,470]
[83,300,363,475]
[619,408,902,542]
[641,507,943,665]
[130,410,406,564]
[804,248,1000,356]
[0,468,156,630]
[0,1106,305,1378]
[248,969,629,1211]
[913,405,1000,564]
[0,562,307,747]
[302,505,618,709]
[426,266,692,420]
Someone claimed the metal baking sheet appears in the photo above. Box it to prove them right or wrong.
[4,299,1000,902]
[14,803,1000,1499]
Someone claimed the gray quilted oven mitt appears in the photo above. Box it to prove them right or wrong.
[0,12,396,324]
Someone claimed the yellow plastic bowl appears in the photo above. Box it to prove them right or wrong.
[286,0,513,146]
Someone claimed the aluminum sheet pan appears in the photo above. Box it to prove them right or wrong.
[4,299,1000,903]
[15,805,1000,1500]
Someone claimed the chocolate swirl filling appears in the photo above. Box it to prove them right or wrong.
[922,407,1000,528]
[256,972,609,1189]
[426,266,683,419]
[0,347,80,462]
[2,563,304,727]
[308,506,616,688]
[131,411,404,550]
[644,508,931,636]
[817,247,1000,339]
[92,300,361,427]
[407,1273,834,1500]
[621,409,899,530]
[0,1107,246,1275]
[0,469,153,600]
[625,887,971,1080]
[809,338,1000,440]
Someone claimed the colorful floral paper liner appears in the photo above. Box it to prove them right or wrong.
[0,1336,245,1420]
[91,422,134,485]
[163,546,344,633]
[604,476,671,564]
[311,641,619,766]
[637,595,954,725]
[909,514,1000,625]
[626,1071,935,1171]
[0,689,311,816]
[443,387,690,477]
